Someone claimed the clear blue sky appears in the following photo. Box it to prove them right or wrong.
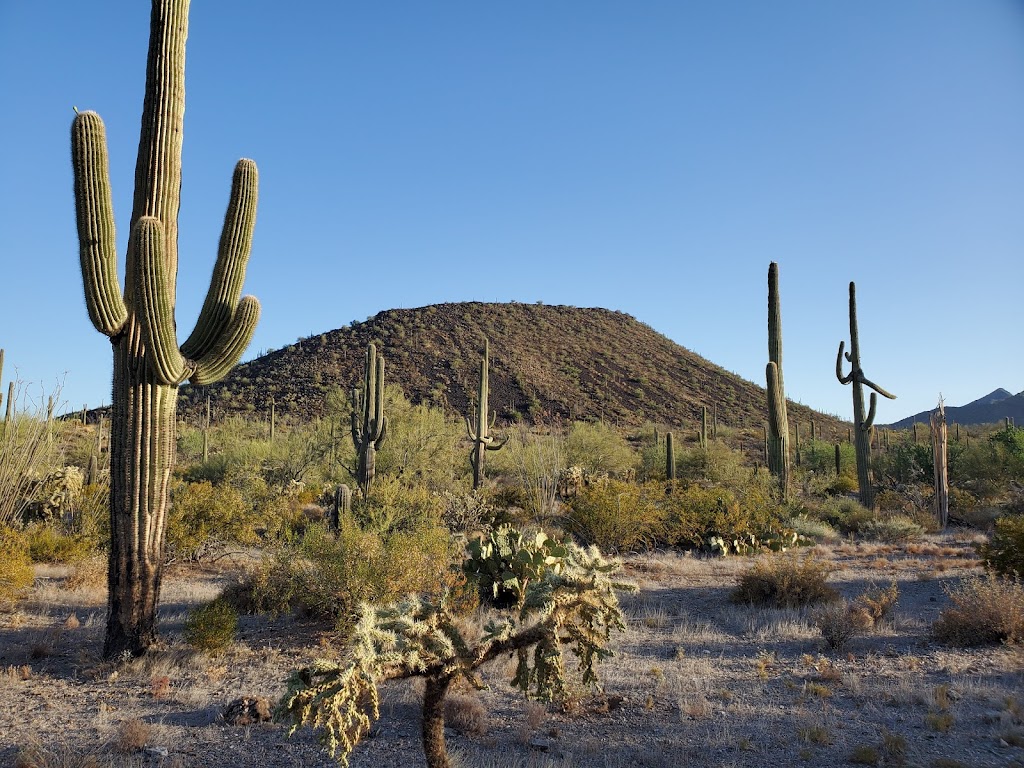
[2,1,1022,424]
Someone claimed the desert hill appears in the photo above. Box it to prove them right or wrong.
[177,302,847,438]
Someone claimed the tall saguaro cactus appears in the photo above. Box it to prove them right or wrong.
[466,339,506,490]
[765,262,790,501]
[70,0,260,658]
[836,282,895,508]
[351,343,388,497]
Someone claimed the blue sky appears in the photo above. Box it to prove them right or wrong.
[1,1,1022,424]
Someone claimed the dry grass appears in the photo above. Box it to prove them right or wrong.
[731,554,840,609]
[932,574,1024,646]
[445,693,489,736]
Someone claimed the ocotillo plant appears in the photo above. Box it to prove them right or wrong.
[466,339,506,490]
[766,262,790,501]
[351,343,388,497]
[836,282,895,509]
[71,0,261,658]
[665,431,676,481]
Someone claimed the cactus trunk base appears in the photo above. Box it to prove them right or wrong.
[103,347,175,658]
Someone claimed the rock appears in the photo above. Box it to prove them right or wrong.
[222,696,272,726]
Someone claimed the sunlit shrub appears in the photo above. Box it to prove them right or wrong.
[563,479,663,552]
[978,514,1024,578]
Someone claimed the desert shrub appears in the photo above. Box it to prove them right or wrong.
[0,527,34,608]
[22,522,96,564]
[932,574,1024,646]
[859,514,925,543]
[662,484,793,554]
[355,476,445,536]
[977,514,1024,578]
[825,474,859,495]
[563,479,664,552]
[229,518,456,636]
[564,421,637,478]
[815,582,899,651]
[813,497,875,535]
[787,515,840,542]
[677,442,752,490]
[439,490,496,538]
[815,601,872,651]
[184,598,238,654]
[730,554,839,609]
[166,480,260,560]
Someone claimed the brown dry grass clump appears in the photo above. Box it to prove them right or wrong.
[932,574,1024,646]
[730,554,839,609]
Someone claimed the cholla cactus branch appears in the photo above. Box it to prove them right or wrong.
[284,537,633,768]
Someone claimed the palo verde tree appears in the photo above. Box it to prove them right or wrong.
[71,0,260,657]
[835,282,894,509]
[465,338,506,489]
[765,261,790,501]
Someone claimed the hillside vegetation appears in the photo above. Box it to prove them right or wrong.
[178,302,846,437]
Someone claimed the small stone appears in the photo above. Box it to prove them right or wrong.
[145,747,169,758]
[528,737,550,752]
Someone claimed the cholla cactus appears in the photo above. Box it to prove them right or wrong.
[284,534,633,768]
[70,0,260,657]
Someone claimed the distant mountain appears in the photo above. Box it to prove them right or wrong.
[176,302,848,441]
[886,388,1024,428]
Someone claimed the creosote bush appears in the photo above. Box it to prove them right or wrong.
[0,527,34,608]
[978,514,1024,578]
[184,598,238,654]
[932,574,1024,646]
[730,554,839,609]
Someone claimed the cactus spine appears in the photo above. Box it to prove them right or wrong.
[665,431,676,481]
[836,282,895,509]
[765,262,790,501]
[70,0,261,658]
[351,343,388,497]
[466,339,506,490]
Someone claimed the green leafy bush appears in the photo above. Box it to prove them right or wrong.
[167,480,260,560]
[978,514,1024,577]
[0,527,34,608]
[563,479,663,552]
[184,598,238,654]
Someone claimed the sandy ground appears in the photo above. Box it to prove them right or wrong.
[2,532,1022,768]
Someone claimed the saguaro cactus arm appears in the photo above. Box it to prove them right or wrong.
[71,112,128,338]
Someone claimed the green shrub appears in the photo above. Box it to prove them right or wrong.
[563,479,663,552]
[564,421,637,478]
[228,518,457,637]
[662,484,791,553]
[23,522,97,564]
[932,574,1024,646]
[859,515,925,543]
[167,480,259,560]
[977,514,1024,577]
[184,598,238,654]
[0,528,34,608]
[730,555,839,609]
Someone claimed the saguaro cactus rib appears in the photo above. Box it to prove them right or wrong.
[70,0,260,658]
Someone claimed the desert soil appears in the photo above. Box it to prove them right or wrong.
[1,532,1022,768]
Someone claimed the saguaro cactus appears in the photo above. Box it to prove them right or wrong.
[665,431,676,482]
[351,343,388,497]
[836,282,895,509]
[765,262,790,501]
[466,339,506,490]
[70,0,260,658]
